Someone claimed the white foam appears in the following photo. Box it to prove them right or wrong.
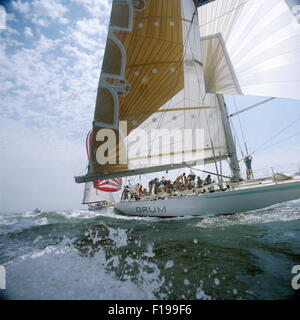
[56,209,103,220]
[144,243,155,258]
[5,245,154,300]
[22,211,43,218]
[0,217,18,226]
[3,225,168,300]
[0,218,35,235]
[195,199,300,229]
[196,281,212,300]
[165,260,174,269]
[107,227,128,248]
[35,218,48,226]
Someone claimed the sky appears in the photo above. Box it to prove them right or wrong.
[0,0,299,213]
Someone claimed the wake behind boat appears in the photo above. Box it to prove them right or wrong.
[75,0,300,217]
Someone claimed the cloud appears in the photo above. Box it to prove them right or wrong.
[11,0,30,15]
[71,0,111,18]
[24,26,33,37]
[0,3,111,138]
[0,0,113,211]
[70,18,108,50]
[12,0,69,25]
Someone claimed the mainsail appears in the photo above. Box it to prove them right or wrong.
[76,0,231,183]
[76,0,300,184]
[198,0,300,99]
[127,92,228,170]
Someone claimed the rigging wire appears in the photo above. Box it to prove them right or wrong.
[232,95,249,156]
[200,0,251,28]
[249,128,300,156]
[229,116,244,159]
[250,114,300,155]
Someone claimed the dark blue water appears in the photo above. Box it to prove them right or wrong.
[1,199,300,300]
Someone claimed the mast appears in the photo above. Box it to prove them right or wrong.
[217,94,241,182]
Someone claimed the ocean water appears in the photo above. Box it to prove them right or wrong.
[1,200,300,300]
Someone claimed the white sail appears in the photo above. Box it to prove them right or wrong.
[83,182,122,204]
[125,2,226,169]
[83,130,123,204]
[198,0,300,100]
[127,92,228,170]
[76,0,234,183]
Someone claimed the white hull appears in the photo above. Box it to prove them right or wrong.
[115,179,300,217]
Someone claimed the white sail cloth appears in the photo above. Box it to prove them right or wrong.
[199,0,300,100]
[87,0,225,177]
[83,182,122,204]
[125,2,228,169]
[127,93,228,169]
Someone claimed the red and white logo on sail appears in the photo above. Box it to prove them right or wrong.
[86,130,122,193]
[93,178,122,192]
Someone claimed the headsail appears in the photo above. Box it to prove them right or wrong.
[83,130,123,203]
[82,182,120,204]
[76,0,232,183]
[90,0,186,176]
[198,0,300,99]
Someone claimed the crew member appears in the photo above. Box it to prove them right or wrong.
[244,155,253,180]
[122,185,130,200]
[188,169,196,182]
[197,176,203,188]
[149,178,159,194]
[204,174,212,185]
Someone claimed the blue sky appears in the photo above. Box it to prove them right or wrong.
[226,95,300,174]
[0,0,112,212]
[0,0,299,212]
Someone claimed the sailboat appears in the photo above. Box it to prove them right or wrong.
[82,180,122,211]
[83,130,123,210]
[76,0,300,217]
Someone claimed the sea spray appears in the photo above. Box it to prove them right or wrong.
[0,202,300,299]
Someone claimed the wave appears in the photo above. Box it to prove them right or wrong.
[2,201,299,300]
[1,223,213,300]
[1,198,300,235]
[195,198,300,229]
[0,209,108,235]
